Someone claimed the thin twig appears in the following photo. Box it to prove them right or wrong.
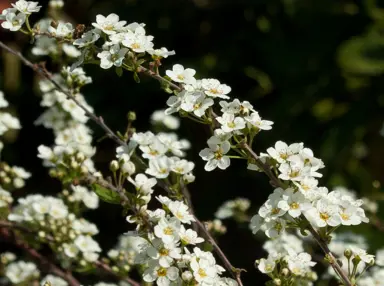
[0,226,81,286]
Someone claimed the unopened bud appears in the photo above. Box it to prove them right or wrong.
[273,278,281,285]
[282,268,289,276]
[121,161,135,176]
[128,111,136,121]
[344,249,352,259]
[182,271,193,281]
[110,160,119,172]
[76,152,85,162]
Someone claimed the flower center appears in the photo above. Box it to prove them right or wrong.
[131,43,141,49]
[159,248,169,256]
[198,268,207,278]
[271,208,280,215]
[290,202,299,209]
[157,267,167,277]
[227,122,236,128]
[163,227,173,235]
[320,212,329,221]
[341,213,349,221]
[177,74,185,80]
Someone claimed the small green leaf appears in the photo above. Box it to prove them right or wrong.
[91,183,121,204]
[115,67,123,77]
[133,72,140,83]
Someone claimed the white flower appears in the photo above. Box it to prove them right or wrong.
[73,29,100,48]
[92,13,126,34]
[258,257,276,273]
[143,260,179,285]
[5,261,39,284]
[168,200,195,224]
[1,12,26,31]
[121,161,136,176]
[146,238,182,267]
[154,217,181,244]
[139,139,167,160]
[0,189,13,208]
[146,156,175,179]
[180,93,214,117]
[350,246,375,264]
[264,218,286,238]
[97,44,128,69]
[249,214,264,234]
[199,140,231,171]
[62,44,81,58]
[74,235,101,253]
[151,110,180,130]
[201,78,231,99]
[286,252,316,276]
[148,47,176,58]
[0,91,9,108]
[12,1,41,14]
[166,64,196,85]
[132,131,156,145]
[171,159,194,175]
[216,113,246,133]
[245,112,273,130]
[41,275,68,286]
[267,141,304,163]
[48,22,73,38]
[304,199,341,228]
[71,185,99,209]
[277,188,311,218]
[121,26,154,53]
[179,226,204,245]
[128,173,157,194]
[190,249,218,284]
[220,99,254,115]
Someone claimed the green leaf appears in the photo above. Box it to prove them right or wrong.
[133,72,140,83]
[91,183,121,204]
[115,66,123,77]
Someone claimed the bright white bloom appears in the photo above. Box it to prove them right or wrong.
[139,139,167,160]
[171,159,194,175]
[48,22,73,38]
[267,141,304,163]
[258,256,276,273]
[73,29,100,48]
[154,217,181,244]
[146,238,182,267]
[277,188,311,218]
[151,109,180,130]
[92,13,126,34]
[1,12,26,32]
[166,64,196,85]
[220,99,254,115]
[264,218,286,238]
[97,44,128,69]
[0,91,9,108]
[167,200,195,224]
[216,113,246,133]
[304,198,341,227]
[12,1,41,14]
[199,140,231,171]
[245,112,273,130]
[180,93,214,117]
[145,156,174,178]
[74,235,101,254]
[286,252,316,276]
[71,185,99,209]
[148,47,175,58]
[121,26,154,53]
[128,173,157,194]
[41,275,68,286]
[179,226,204,245]
[143,260,179,285]
[5,261,39,284]
[202,78,231,99]
[350,246,375,264]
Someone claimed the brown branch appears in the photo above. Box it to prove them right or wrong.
[0,226,81,286]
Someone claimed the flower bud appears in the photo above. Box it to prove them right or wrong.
[76,152,85,162]
[273,278,281,285]
[110,160,119,172]
[344,249,352,259]
[182,271,193,281]
[282,268,289,276]
[128,111,136,121]
[121,161,135,176]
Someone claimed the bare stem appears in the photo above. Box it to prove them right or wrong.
[94,261,141,286]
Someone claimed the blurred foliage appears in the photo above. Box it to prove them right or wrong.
[0,0,384,284]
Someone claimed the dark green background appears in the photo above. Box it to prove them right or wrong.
[1,0,384,284]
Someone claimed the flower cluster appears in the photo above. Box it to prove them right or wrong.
[1,1,41,31]
[215,197,250,222]
[8,195,101,265]
[128,196,238,285]
[249,141,369,239]
[256,232,317,285]
[4,260,40,284]
[0,91,21,136]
